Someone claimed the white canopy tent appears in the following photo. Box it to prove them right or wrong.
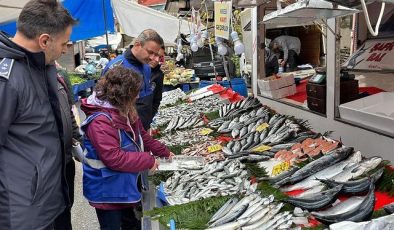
[111,0,200,45]
[0,0,28,24]
[87,32,122,50]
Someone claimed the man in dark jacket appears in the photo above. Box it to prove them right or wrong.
[0,1,77,229]
[102,29,164,130]
[149,46,165,120]
[54,67,82,230]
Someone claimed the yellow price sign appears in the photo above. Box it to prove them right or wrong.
[208,144,223,153]
[251,145,272,152]
[256,123,269,132]
[200,128,214,135]
[271,161,291,176]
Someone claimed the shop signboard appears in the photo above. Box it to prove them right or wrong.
[344,38,394,71]
[214,1,232,40]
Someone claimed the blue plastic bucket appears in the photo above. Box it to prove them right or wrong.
[199,80,214,89]
[229,78,248,97]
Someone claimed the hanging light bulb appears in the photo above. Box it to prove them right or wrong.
[231,31,245,55]
[190,35,199,52]
[215,37,227,56]
[176,53,184,61]
[177,38,183,52]
[199,30,208,47]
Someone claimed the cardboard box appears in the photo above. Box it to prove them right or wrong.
[260,84,296,99]
[339,92,394,135]
[258,74,295,91]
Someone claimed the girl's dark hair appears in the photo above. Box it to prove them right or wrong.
[17,0,78,39]
[95,66,142,118]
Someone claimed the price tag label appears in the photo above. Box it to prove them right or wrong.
[256,123,269,132]
[207,144,223,153]
[271,161,290,176]
[251,145,272,152]
[200,128,214,135]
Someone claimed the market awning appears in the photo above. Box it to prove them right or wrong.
[262,0,359,28]
[112,0,201,45]
[0,0,115,42]
[87,33,122,50]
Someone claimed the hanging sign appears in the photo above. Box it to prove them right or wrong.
[344,38,394,71]
[214,1,232,40]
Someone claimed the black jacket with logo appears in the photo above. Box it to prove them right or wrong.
[0,32,68,230]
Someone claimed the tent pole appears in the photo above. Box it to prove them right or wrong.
[102,0,110,52]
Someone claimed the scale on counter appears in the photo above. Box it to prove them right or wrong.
[309,68,327,84]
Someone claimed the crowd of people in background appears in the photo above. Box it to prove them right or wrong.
[0,0,171,230]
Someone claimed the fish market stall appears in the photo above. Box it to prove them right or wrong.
[142,85,394,229]
[140,4,394,227]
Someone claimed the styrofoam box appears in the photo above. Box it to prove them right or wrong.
[260,84,296,99]
[258,75,295,91]
[339,92,394,135]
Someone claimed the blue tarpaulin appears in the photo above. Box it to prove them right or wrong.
[0,0,115,41]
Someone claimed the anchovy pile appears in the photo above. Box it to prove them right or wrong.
[157,127,213,146]
[163,159,256,205]
[206,194,294,230]
[155,95,224,127]
[181,141,225,163]
[160,88,186,107]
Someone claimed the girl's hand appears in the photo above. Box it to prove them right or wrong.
[168,152,176,160]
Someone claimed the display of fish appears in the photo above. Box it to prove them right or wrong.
[156,94,224,127]
[313,184,376,224]
[163,159,256,205]
[329,156,383,182]
[329,213,394,230]
[159,88,186,107]
[158,127,213,146]
[281,151,362,192]
[285,185,343,211]
[319,168,384,195]
[311,195,366,217]
[275,147,354,186]
[153,93,391,229]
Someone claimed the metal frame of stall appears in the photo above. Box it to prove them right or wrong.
[250,2,394,162]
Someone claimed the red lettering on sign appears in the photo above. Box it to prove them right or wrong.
[366,53,387,62]
[370,41,394,53]
[220,17,227,22]
[370,43,382,53]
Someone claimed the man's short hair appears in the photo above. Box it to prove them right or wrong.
[17,0,78,39]
[135,29,164,48]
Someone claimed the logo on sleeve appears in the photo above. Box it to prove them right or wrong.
[0,58,14,80]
